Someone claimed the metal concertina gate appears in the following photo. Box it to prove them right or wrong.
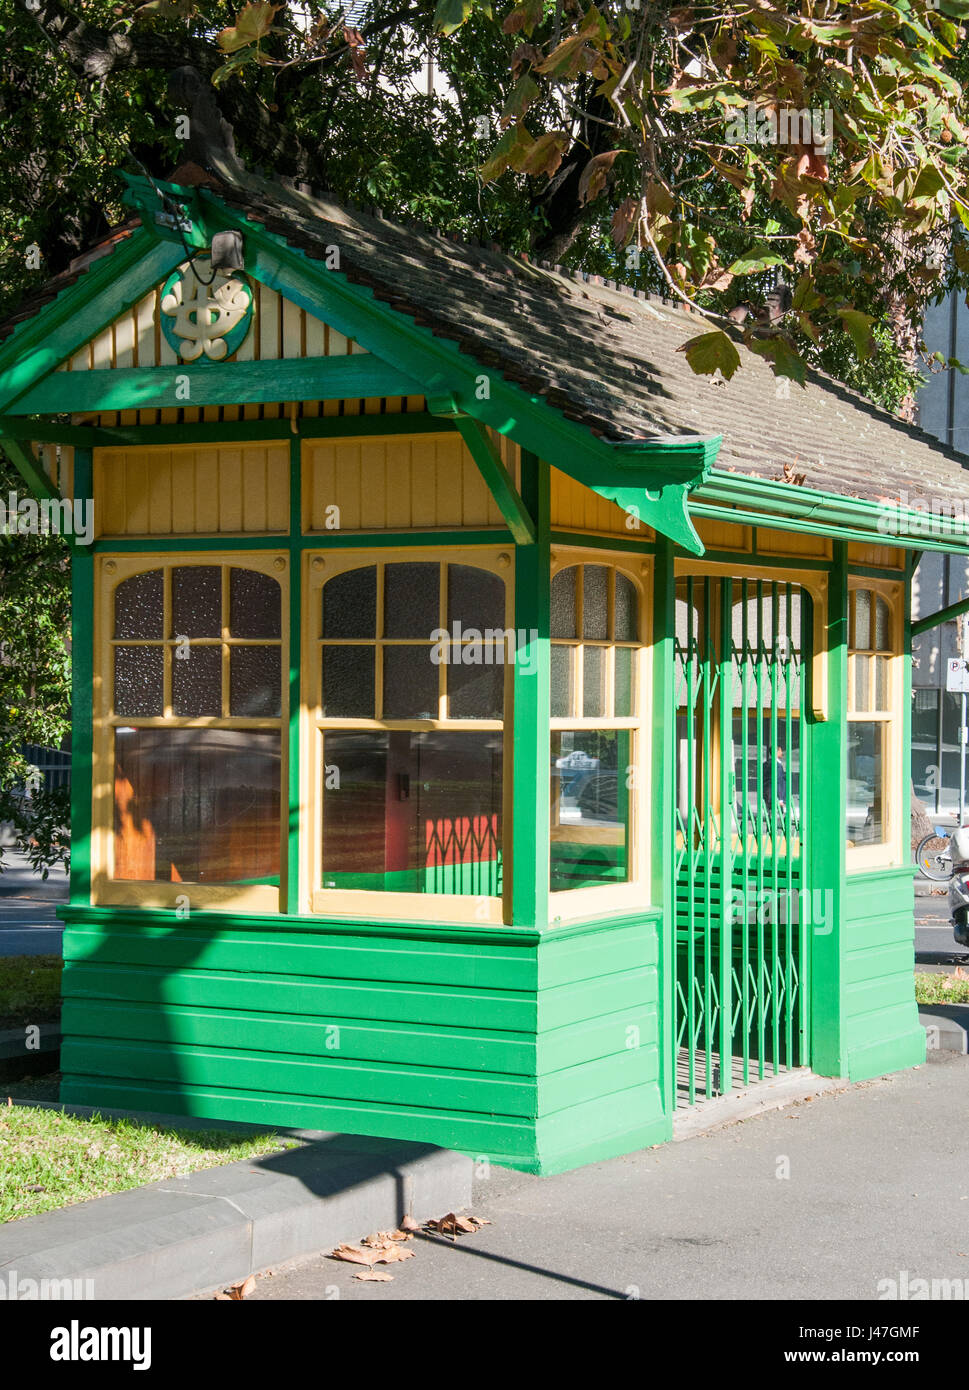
[673,575,810,1106]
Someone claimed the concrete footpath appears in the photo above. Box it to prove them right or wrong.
[0,1115,471,1301]
[249,1052,969,1302]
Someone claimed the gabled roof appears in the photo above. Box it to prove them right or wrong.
[3,161,969,550]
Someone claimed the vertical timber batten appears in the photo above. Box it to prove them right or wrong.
[287,434,301,913]
[510,451,550,927]
[69,447,94,907]
[652,536,677,1136]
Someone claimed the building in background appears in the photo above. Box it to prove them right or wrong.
[914,294,969,817]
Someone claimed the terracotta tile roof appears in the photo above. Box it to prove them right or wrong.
[0,221,141,343]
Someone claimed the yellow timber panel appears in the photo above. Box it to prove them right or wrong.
[847,542,905,569]
[550,466,656,539]
[303,433,506,532]
[60,276,367,371]
[94,442,289,536]
[694,512,752,551]
[30,442,74,498]
[756,526,832,559]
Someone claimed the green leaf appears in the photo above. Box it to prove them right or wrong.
[500,73,540,126]
[678,330,741,380]
[747,335,807,385]
[727,245,789,276]
[434,0,476,36]
[217,2,281,53]
[836,307,876,357]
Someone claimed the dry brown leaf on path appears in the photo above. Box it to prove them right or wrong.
[227,1275,256,1300]
[353,1270,394,1282]
[423,1212,492,1240]
[330,1240,414,1266]
[362,1228,413,1245]
[398,1214,421,1233]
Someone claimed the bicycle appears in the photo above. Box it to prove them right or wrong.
[916,826,954,881]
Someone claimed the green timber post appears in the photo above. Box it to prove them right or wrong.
[652,536,677,1131]
[809,540,848,1075]
[70,448,94,907]
[287,434,302,914]
[902,558,912,881]
[510,450,550,927]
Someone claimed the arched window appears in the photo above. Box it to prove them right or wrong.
[106,559,285,894]
[309,553,509,912]
[549,558,645,894]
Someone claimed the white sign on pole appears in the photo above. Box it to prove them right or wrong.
[947,657,969,692]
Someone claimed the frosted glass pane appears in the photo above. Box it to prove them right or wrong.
[875,655,888,710]
[230,569,281,639]
[383,645,439,718]
[323,566,376,639]
[854,655,870,711]
[582,565,609,640]
[448,651,504,719]
[229,646,281,717]
[583,645,605,717]
[615,646,633,717]
[173,566,221,638]
[384,562,439,638]
[114,646,163,717]
[172,645,221,717]
[551,645,571,718]
[447,565,505,632]
[114,571,163,639]
[551,568,577,640]
[875,596,890,650]
[322,645,373,717]
[853,589,871,650]
[615,573,637,642]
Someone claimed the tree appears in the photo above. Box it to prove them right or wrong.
[0,452,71,876]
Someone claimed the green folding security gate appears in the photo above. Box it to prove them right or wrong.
[673,576,810,1106]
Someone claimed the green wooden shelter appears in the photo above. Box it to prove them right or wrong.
[2,163,967,1173]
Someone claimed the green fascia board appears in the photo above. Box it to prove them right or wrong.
[0,231,186,415]
[173,184,716,555]
[11,354,423,415]
[696,469,969,554]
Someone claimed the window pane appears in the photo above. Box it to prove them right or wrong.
[114,646,163,717]
[551,645,572,718]
[229,646,281,717]
[614,573,637,642]
[853,589,871,650]
[847,722,884,845]
[874,595,890,650]
[448,650,504,719]
[551,567,577,640]
[383,645,439,719]
[322,645,374,718]
[615,646,633,717]
[582,565,609,640]
[550,730,630,890]
[172,645,221,717]
[322,566,376,639]
[447,565,505,633]
[321,731,502,895]
[113,728,280,883]
[114,571,163,640]
[384,562,439,638]
[874,654,889,710]
[583,645,605,717]
[173,566,221,638]
[853,655,870,713]
[230,568,281,639]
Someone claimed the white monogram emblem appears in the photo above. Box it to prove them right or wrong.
[160,260,252,362]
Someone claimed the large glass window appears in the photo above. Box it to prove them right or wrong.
[847,585,897,852]
[313,556,507,902]
[549,560,643,892]
[108,562,284,886]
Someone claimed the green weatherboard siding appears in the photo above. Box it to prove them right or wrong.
[58,906,663,1174]
[842,868,924,1079]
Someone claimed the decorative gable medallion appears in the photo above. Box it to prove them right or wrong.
[159,259,253,363]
